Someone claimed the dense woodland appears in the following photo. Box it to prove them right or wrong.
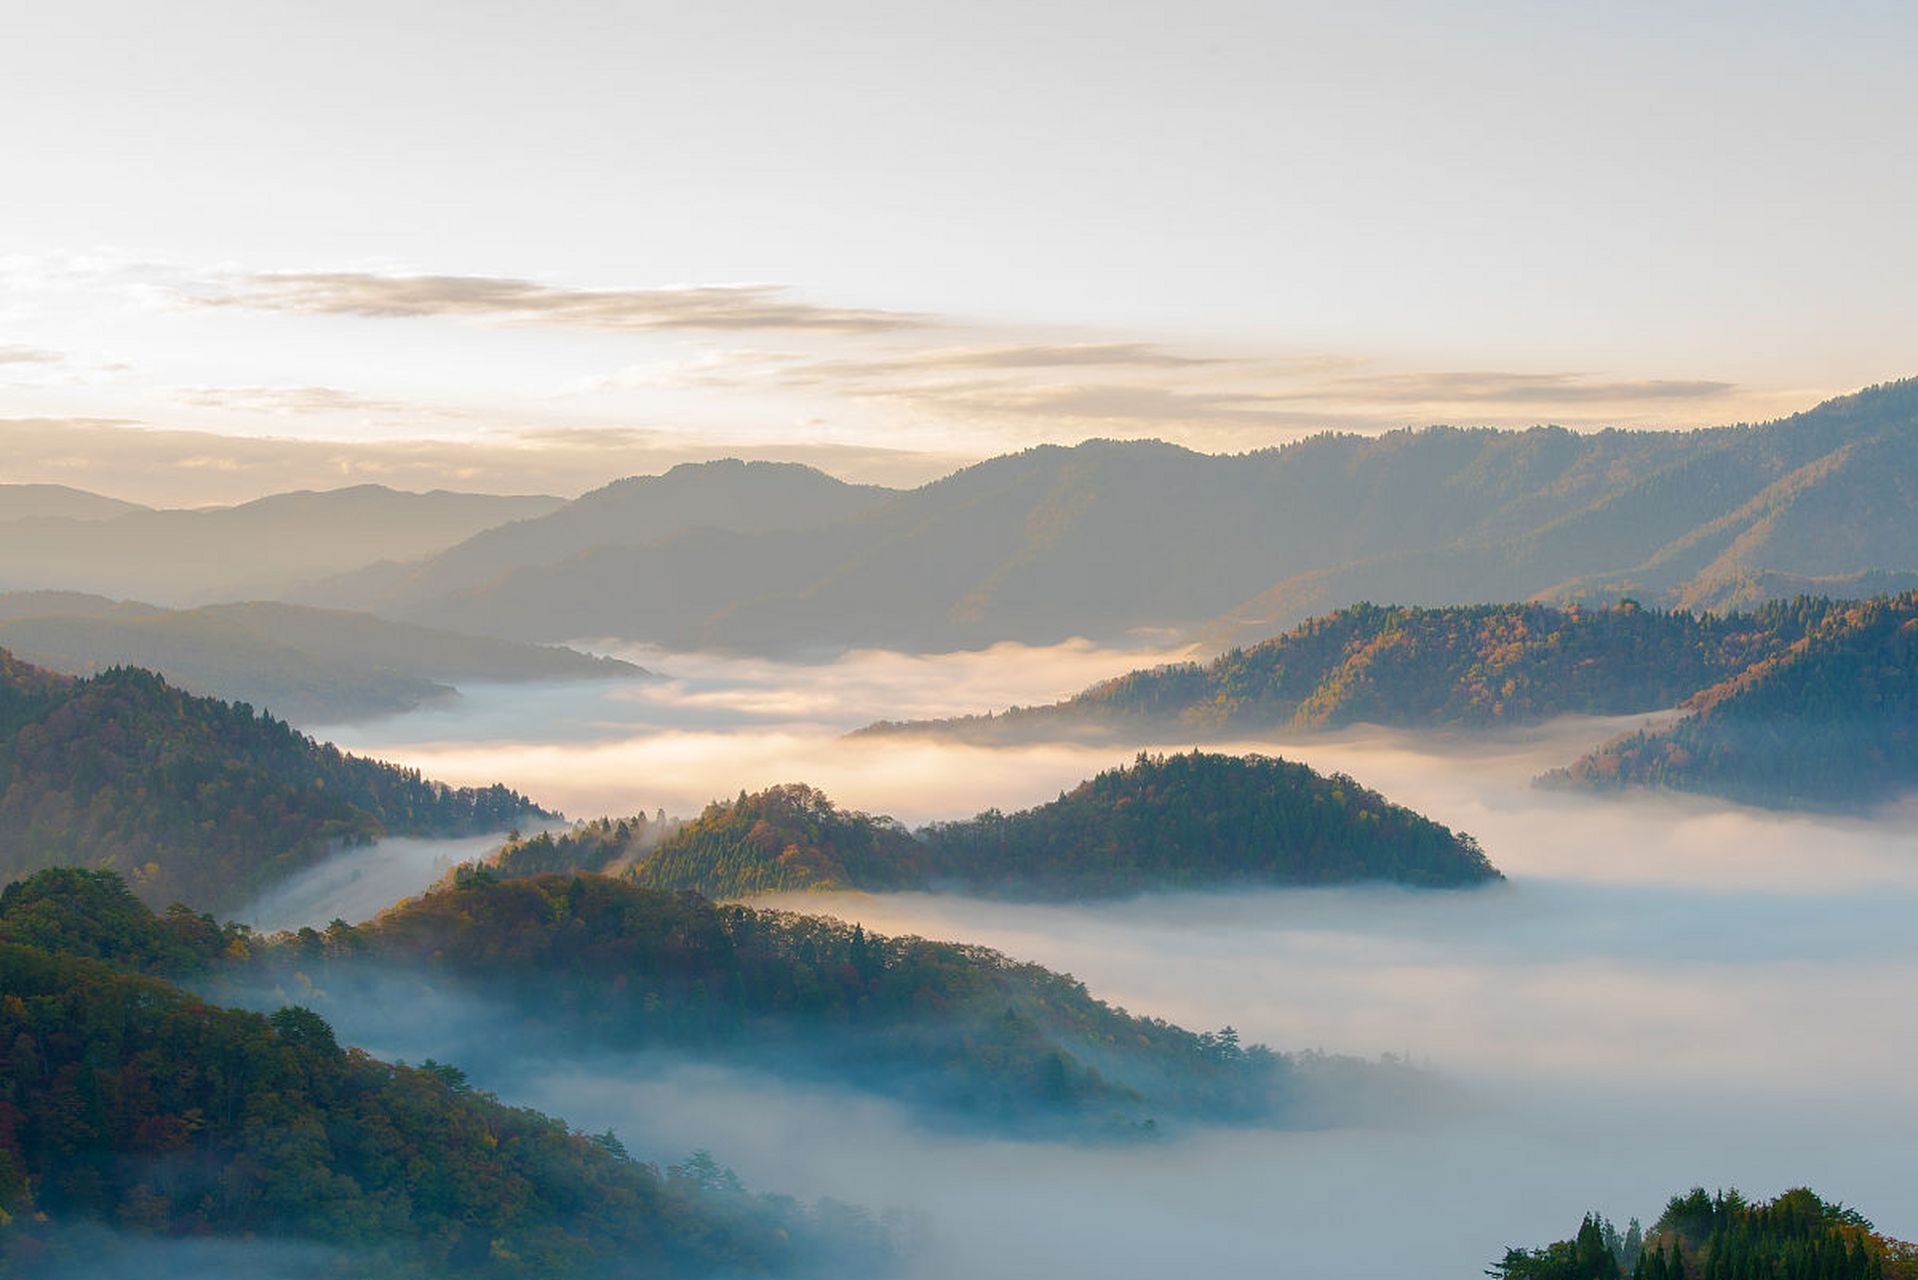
[0,651,547,912]
[1491,1187,1916,1280]
[508,753,1498,901]
[861,600,1828,744]
[630,784,931,896]
[1549,594,1918,810]
[915,751,1498,895]
[223,868,1365,1137]
[0,872,892,1278]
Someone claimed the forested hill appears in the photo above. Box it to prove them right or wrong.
[529,753,1497,900]
[631,783,932,896]
[858,601,1825,744]
[217,869,1403,1139]
[0,649,548,912]
[915,751,1499,895]
[0,874,893,1278]
[1546,593,1918,811]
[1490,1185,1914,1280]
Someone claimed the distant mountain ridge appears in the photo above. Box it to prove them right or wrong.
[0,593,645,723]
[307,379,1918,655]
[0,482,147,522]
[299,458,897,613]
[0,484,562,604]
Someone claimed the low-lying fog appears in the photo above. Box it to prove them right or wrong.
[274,642,1918,1277]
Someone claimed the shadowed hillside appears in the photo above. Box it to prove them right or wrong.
[0,650,548,911]
[501,753,1498,901]
[0,873,894,1278]
[857,600,1828,744]
[1546,593,1918,811]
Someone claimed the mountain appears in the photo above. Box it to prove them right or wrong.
[1490,1186,1906,1280]
[0,485,562,605]
[212,869,1405,1139]
[858,601,1824,744]
[0,874,892,1279]
[910,751,1499,895]
[1545,593,1918,811]
[301,459,896,615]
[0,594,644,723]
[0,482,147,523]
[0,650,548,912]
[516,753,1498,900]
[311,380,1918,656]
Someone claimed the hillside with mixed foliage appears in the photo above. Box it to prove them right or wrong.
[0,875,892,1278]
[914,751,1498,895]
[631,784,931,896]
[214,869,1406,1139]
[1491,1186,1915,1280]
[859,601,1828,744]
[527,754,1496,901]
[1547,593,1918,810]
[0,651,547,912]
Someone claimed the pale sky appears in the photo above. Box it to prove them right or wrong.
[2,0,1913,504]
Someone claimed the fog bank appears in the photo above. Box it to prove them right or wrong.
[264,644,1918,1275]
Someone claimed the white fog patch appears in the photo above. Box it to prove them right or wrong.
[236,832,515,932]
[259,644,1918,1275]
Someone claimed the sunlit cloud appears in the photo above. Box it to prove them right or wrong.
[173,385,454,418]
[205,271,933,333]
[1291,370,1740,405]
[0,345,63,365]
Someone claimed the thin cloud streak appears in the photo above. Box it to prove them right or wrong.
[206,272,932,333]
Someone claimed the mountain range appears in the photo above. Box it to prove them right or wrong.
[284,379,1918,655]
[0,484,561,604]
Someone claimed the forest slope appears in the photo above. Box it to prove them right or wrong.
[859,601,1828,744]
[0,873,892,1279]
[0,650,547,911]
[505,753,1498,901]
[215,870,1403,1138]
[1546,593,1918,810]
[1491,1185,1915,1280]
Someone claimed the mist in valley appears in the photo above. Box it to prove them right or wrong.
[239,642,1918,1277]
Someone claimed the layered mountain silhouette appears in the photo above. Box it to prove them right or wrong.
[299,380,1918,655]
[0,484,562,604]
[0,593,644,723]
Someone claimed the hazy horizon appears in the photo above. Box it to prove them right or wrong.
[8,2,1916,506]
